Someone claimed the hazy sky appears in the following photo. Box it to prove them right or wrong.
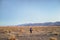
[0,0,60,26]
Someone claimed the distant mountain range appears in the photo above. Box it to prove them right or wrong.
[18,21,60,26]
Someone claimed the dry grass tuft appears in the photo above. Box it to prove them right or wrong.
[50,37,57,40]
[8,34,18,40]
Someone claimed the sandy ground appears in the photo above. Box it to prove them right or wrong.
[0,26,60,40]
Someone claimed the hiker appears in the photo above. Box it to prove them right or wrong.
[30,27,33,33]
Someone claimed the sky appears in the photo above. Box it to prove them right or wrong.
[0,0,60,26]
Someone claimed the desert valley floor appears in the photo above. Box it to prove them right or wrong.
[0,26,60,40]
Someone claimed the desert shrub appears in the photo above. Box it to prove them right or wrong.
[50,37,57,40]
[8,34,17,40]
[52,32,59,36]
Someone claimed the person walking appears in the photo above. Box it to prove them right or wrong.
[30,27,33,33]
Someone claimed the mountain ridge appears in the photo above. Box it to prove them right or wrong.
[18,21,60,26]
